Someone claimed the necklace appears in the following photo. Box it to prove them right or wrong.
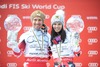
[32,28,44,58]
[55,42,62,65]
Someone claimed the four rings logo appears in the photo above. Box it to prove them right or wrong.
[88,38,98,45]
[75,63,82,67]
[88,63,98,67]
[88,50,98,57]
[87,26,98,33]
[7,63,17,67]
[23,26,31,32]
[7,50,13,57]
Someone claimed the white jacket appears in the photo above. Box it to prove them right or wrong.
[51,29,80,59]
[13,27,51,58]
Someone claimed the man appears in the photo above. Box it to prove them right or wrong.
[11,10,51,67]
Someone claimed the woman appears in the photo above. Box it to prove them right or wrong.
[50,10,80,67]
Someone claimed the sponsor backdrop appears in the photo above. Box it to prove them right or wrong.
[0,0,100,67]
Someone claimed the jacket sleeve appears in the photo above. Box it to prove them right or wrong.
[12,33,26,57]
[12,40,26,57]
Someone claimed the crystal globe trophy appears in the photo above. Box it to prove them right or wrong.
[4,15,22,48]
[66,15,84,46]
[66,15,84,33]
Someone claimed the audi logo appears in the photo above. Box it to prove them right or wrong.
[88,38,98,43]
[88,63,98,67]
[7,63,17,67]
[88,50,98,55]
[87,26,97,31]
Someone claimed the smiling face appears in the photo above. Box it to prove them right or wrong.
[32,16,43,30]
[53,22,63,33]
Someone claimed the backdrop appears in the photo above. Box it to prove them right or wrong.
[0,0,100,67]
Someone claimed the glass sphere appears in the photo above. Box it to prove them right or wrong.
[4,15,22,32]
[66,15,84,33]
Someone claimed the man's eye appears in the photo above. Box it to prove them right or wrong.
[33,19,42,21]
[34,19,37,21]
[38,19,42,21]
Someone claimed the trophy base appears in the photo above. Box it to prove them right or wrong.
[7,41,17,48]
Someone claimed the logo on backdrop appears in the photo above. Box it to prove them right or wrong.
[88,62,98,67]
[88,38,98,45]
[23,26,31,32]
[88,50,98,57]
[75,63,82,67]
[7,63,17,67]
[0,4,65,10]
[87,26,98,33]
[87,16,98,20]
[7,50,13,57]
